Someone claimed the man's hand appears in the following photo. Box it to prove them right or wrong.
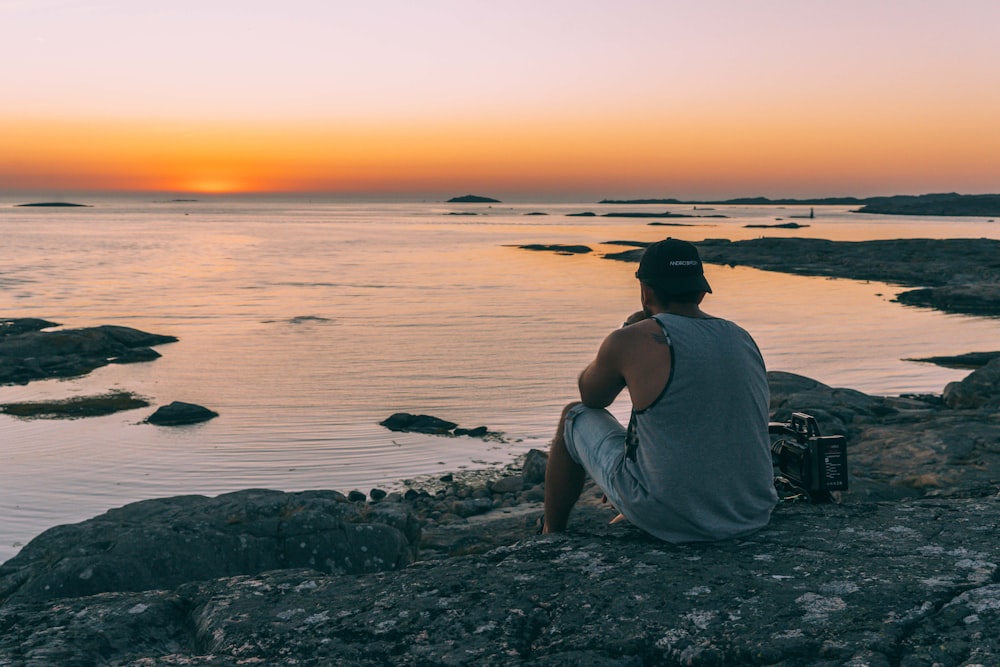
[623,310,648,326]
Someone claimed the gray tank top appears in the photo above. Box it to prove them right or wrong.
[612,313,777,543]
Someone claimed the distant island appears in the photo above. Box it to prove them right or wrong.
[853,193,1000,217]
[447,194,500,203]
[599,197,864,206]
[599,193,1000,217]
[15,202,90,207]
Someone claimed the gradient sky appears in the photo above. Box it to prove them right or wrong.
[2,0,999,198]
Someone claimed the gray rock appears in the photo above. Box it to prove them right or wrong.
[490,475,525,495]
[942,357,1000,409]
[0,489,418,606]
[522,448,548,485]
[451,498,494,518]
[145,401,218,425]
[768,370,888,437]
[3,497,1000,665]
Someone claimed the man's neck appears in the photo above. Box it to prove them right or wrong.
[652,304,707,318]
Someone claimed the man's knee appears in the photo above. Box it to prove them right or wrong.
[553,401,583,446]
[560,401,583,422]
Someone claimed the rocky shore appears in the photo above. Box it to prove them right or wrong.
[603,237,1000,316]
[3,359,1000,664]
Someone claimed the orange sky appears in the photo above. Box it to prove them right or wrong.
[3,1,999,198]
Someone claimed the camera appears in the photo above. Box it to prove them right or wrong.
[769,412,848,503]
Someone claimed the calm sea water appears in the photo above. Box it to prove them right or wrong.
[2,195,999,561]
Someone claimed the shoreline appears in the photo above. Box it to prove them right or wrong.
[6,358,1000,564]
[3,334,1000,662]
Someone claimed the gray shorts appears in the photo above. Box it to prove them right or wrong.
[563,403,628,510]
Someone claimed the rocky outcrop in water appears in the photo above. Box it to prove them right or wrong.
[601,237,1000,316]
[893,283,1000,315]
[0,318,177,385]
[379,412,501,439]
[906,351,1000,369]
[13,202,90,207]
[0,391,150,419]
[517,244,593,255]
[853,192,1000,217]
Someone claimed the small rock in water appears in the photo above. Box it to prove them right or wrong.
[145,401,218,426]
[369,488,388,501]
[347,490,367,502]
[380,413,457,434]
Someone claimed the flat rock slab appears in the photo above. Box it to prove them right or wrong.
[518,244,593,254]
[0,318,177,385]
[0,391,149,419]
[906,351,1000,369]
[2,497,998,665]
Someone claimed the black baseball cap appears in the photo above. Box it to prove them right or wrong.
[635,238,712,293]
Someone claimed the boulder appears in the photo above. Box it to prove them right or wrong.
[942,357,1000,409]
[0,489,419,607]
[522,448,548,485]
[145,401,218,425]
[767,371,889,437]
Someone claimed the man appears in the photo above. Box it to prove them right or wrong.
[543,238,777,542]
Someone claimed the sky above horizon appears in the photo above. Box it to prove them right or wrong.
[2,0,999,199]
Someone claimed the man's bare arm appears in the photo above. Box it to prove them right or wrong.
[578,330,627,408]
